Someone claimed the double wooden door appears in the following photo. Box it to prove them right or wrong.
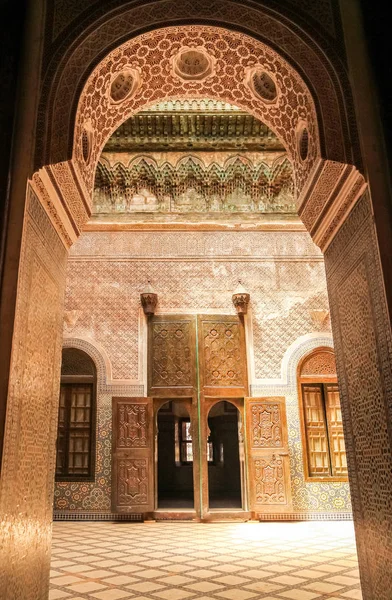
[112,314,292,516]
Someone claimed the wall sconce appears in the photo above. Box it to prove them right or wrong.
[232,281,250,315]
[140,281,158,316]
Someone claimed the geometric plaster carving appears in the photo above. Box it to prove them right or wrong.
[73,26,320,197]
[245,68,278,103]
[298,122,309,162]
[298,158,367,251]
[300,349,336,377]
[109,68,141,104]
[33,25,366,248]
[170,47,215,81]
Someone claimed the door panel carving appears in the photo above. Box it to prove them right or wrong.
[254,454,288,505]
[117,404,148,448]
[148,316,196,395]
[117,458,149,507]
[250,402,283,448]
[199,315,247,395]
[247,397,292,512]
[147,314,249,516]
[112,398,153,513]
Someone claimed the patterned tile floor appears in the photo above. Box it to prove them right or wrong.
[50,521,362,600]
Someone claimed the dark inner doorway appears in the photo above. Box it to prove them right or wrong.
[157,401,194,509]
[208,401,242,509]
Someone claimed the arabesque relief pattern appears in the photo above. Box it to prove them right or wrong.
[151,321,193,388]
[301,350,336,376]
[325,192,392,600]
[94,154,295,217]
[0,187,68,599]
[202,321,244,386]
[117,458,148,506]
[254,455,287,505]
[251,404,283,448]
[49,0,337,41]
[117,404,147,448]
[74,26,319,196]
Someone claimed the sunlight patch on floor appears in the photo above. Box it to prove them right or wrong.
[50,520,362,600]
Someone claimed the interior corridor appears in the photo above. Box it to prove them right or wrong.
[49,521,362,600]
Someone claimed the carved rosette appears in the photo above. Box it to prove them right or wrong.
[232,283,250,315]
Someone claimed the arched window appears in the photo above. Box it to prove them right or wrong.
[55,348,96,481]
[298,348,348,481]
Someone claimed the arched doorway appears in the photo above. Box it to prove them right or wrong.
[1,9,391,600]
[207,401,242,510]
[157,400,194,510]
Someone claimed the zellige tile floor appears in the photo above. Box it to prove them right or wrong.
[50,521,362,600]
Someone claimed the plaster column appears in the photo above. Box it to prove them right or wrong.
[0,1,71,599]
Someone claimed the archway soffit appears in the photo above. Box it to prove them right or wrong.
[72,25,321,199]
[38,0,359,171]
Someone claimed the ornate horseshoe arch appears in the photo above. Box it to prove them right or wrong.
[33,23,366,253]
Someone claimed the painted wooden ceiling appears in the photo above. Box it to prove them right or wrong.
[103,100,285,153]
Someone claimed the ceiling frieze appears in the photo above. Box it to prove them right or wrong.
[93,153,295,220]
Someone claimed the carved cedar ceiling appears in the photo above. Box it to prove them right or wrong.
[92,100,296,222]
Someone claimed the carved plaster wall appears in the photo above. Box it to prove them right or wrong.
[94,152,295,219]
[324,192,392,600]
[63,230,329,382]
[0,187,68,599]
[53,228,351,515]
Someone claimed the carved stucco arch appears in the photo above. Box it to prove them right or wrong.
[39,0,358,167]
[281,333,334,388]
[33,21,366,253]
[62,337,113,390]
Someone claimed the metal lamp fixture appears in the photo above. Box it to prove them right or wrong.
[140,281,158,316]
[232,281,250,315]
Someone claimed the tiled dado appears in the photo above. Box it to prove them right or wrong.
[50,521,362,600]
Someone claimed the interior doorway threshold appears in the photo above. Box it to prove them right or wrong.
[153,509,199,521]
[202,510,252,522]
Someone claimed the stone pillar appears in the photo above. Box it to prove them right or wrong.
[332,3,392,599]
[0,0,45,462]
[0,2,73,598]
[0,186,68,599]
[324,192,392,599]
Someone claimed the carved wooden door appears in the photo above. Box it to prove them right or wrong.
[148,315,196,397]
[246,397,292,514]
[112,397,154,513]
[147,314,248,517]
[198,315,248,397]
